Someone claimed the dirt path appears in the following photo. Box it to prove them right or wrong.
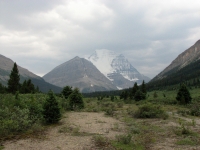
[3,112,125,150]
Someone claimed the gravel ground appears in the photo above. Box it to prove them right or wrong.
[4,112,125,150]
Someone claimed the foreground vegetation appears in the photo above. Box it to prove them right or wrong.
[0,87,200,149]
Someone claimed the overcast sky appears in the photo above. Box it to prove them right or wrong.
[0,0,200,78]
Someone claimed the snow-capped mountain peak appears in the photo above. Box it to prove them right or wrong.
[88,49,119,77]
[87,49,150,89]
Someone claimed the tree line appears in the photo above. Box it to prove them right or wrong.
[120,81,147,101]
[147,59,200,91]
[0,62,39,94]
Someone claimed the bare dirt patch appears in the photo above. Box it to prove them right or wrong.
[3,112,125,150]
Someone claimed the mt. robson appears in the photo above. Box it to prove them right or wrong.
[43,49,150,92]
[43,56,118,93]
[87,49,150,89]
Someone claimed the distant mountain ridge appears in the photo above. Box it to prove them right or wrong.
[87,49,150,89]
[43,56,118,93]
[0,54,62,93]
[153,40,200,80]
[148,39,200,90]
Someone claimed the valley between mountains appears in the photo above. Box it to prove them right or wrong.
[1,40,200,92]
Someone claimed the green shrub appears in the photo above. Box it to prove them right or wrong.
[116,101,124,108]
[85,102,100,112]
[176,84,192,104]
[190,102,200,116]
[68,88,84,110]
[153,92,158,98]
[129,125,140,134]
[134,103,168,119]
[62,86,73,99]
[92,135,109,147]
[101,101,116,111]
[177,109,190,116]
[26,96,43,124]
[101,101,117,116]
[110,95,114,101]
[0,106,32,136]
[173,125,192,136]
[115,134,132,144]
[43,90,61,124]
[127,106,136,117]
[105,107,115,116]
[176,137,197,145]
[134,90,146,101]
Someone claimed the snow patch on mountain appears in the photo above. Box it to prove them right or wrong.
[86,49,151,89]
[123,74,139,81]
[87,49,140,82]
[117,86,123,90]
[87,49,119,77]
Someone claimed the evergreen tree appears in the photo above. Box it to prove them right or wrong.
[0,83,6,93]
[134,90,146,101]
[141,80,147,94]
[7,62,20,94]
[129,82,139,99]
[120,90,128,100]
[62,86,73,99]
[43,90,61,124]
[26,79,35,93]
[68,88,84,110]
[176,84,192,104]
[110,95,114,101]
[35,86,40,93]
[20,80,27,93]
[20,79,35,94]
[132,82,139,94]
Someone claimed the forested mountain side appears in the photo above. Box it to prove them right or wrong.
[147,59,200,90]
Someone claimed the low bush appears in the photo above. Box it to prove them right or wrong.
[134,103,168,119]
[68,88,84,111]
[189,102,200,116]
[104,107,115,116]
[115,134,132,144]
[129,125,140,134]
[126,106,136,117]
[176,137,198,146]
[177,109,190,116]
[0,106,32,137]
[116,101,124,108]
[92,135,109,147]
[173,125,192,136]
[101,101,116,110]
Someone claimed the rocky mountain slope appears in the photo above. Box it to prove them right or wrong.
[43,56,118,93]
[0,54,62,93]
[147,39,200,90]
[153,40,200,80]
[87,49,150,89]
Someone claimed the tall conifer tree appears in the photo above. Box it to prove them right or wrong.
[7,62,20,94]
[141,80,147,94]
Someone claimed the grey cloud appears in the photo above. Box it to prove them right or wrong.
[0,0,199,79]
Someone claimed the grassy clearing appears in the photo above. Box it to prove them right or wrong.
[83,88,200,149]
